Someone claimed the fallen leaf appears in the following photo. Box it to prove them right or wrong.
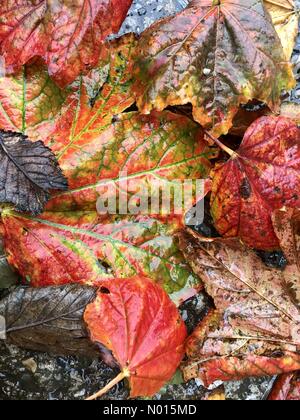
[178,229,300,387]
[0,59,68,139]
[0,0,133,86]
[0,284,99,358]
[0,37,215,294]
[48,110,214,214]
[280,102,300,125]
[268,372,300,400]
[210,116,300,250]
[132,0,295,137]
[1,211,201,294]
[272,209,300,308]
[0,130,68,215]
[204,386,226,400]
[22,358,37,374]
[84,277,187,399]
[264,0,299,60]
[0,35,135,144]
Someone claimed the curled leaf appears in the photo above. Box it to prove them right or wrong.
[84,277,187,398]
[264,0,299,60]
[268,372,300,400]
[211,116,300,250]
[280,102,300,125]
[0,130,68,215]
[133,0,295,136]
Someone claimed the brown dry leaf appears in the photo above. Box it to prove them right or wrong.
[272,209,300,308]
[264,0,299,60]
[280,103,300,124]
[178,229,300,387]
[205,387,226,400]
[268,371,300,400]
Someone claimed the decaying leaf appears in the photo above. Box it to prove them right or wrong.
[84,277,187,399]
[133,0,295,137]
[178,229,300,387]
[48,110,214,215]
[280,102,300,125]
[0,36,215,295]
[268,372,300,400]
[0,0,133,86]
[211,116,300,250]
[0,130,68,215]
[272,209,300,308]
[204,387,226,400]
[0,285,99,358]
[264,0,299,60]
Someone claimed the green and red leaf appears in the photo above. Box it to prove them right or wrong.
[211,116,300,250]
[0,59,68,137]
[0,35,215,294]
[132,0,295,136]
[0,0,133,87]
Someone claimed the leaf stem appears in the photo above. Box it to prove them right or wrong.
[204,131,236,157]
[85,371,128,401]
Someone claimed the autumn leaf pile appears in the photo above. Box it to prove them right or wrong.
[0,0,300,400]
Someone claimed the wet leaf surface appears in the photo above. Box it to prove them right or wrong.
[0,60,68,138]
[0,0,299,401]
[211,116,300,250]
[0,0,133,86]
[0,285,98,358]
[0,131,68,214]
[0,36,215,294]
[272,209,300,308]
[133,0,295,136]
[84,277,187,398]
[268,372,300,400]
[178,229,300,386]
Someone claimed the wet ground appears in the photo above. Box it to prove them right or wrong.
[0,294,275,401]
[0,0,299,401]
